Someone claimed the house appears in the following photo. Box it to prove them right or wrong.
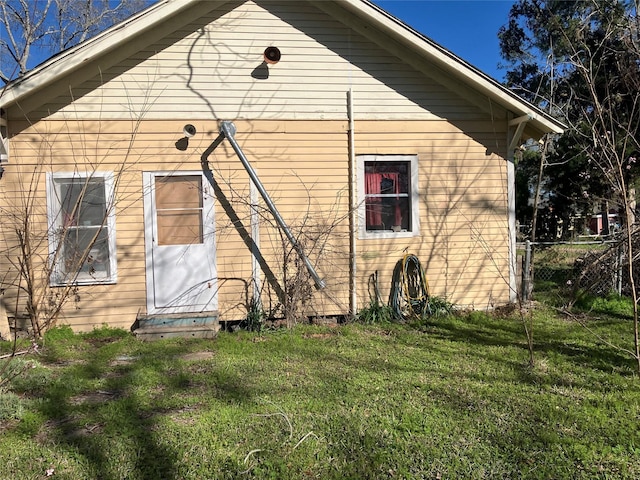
[0,0,564,335]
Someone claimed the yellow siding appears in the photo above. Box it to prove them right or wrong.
[2,116,510,331]
[35,0,496,122]
[353,120,511,309]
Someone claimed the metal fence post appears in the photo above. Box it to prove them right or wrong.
[617,243,623,295]
[522,240,532,302]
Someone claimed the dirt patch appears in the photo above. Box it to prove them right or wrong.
[50,359,84,368]
[69,390,120,405]
[310,317,341,327]
[84,336,122,347]
[35,416,82,443]
[166,405,201,426]
[66,423,105,439]
[0,418,19,434]
[103,370,126,380]
[109,355,140,367]
[179,351,215,361]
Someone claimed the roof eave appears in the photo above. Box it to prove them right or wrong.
[341,0,565,135]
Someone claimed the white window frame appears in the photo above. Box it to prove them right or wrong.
[46,172,117,286]
[357,154,420,239]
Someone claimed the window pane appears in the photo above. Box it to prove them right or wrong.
[157,211,203,245]
[156,176,202,210]
[155,175,203,246]
[62,227,110,279]
[365,162,409,194]
[365,197,410,231]
[364,161,411,231]
[396,197,411,231]
[49,174,116,285]
[58,179,106,227]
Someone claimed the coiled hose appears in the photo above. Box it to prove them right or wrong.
[389,254,430,320]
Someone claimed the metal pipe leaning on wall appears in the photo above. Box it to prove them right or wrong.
[218,121,326,290]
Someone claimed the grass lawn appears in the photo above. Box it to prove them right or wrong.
[1,305,639,479]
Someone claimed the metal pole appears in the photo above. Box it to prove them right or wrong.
[347,89,357,315]
[617,243,623,295]
[522,240,532,302]
[219,122,326,290]
[250,179,261,301]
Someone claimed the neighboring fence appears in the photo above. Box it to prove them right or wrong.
[519,240,625,301]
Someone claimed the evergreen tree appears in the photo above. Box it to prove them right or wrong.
[500,0,640,224]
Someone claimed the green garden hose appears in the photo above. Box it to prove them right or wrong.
[389,254,430,320]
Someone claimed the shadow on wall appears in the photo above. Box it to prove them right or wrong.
[199,133,287,307]
[358,142,512,310]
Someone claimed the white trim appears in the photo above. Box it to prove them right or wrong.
[0,116,7,162]
[142,172,155,311]
[507,117,524,302]
[508,117,530,152]
[506,156,517,303]
[46,171,117,286]
[357,154,420,240]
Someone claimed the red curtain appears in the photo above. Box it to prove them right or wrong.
[365,172,401,227]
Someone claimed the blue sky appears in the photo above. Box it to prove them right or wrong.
[375,0,514,82]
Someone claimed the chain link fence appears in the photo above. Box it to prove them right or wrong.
[519,240,626,300]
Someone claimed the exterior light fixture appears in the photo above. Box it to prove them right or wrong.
[264,46,281,64]
[183,124,197,138]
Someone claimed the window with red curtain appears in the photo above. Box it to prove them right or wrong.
[364,161,410,231]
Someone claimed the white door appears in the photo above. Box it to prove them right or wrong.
[143,172,217,314]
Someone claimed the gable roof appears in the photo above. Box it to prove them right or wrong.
[0,0,564,137]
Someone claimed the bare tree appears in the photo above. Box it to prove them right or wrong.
[0,0,151,83]
[0,114,145,337]
[503,0,640,372]
[557,6,640,372]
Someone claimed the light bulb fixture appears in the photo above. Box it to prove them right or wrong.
[183,124,197,138]
[264,46,281,64]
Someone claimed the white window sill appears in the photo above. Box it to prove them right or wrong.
[360,230,419,240]
[50,276,117,287]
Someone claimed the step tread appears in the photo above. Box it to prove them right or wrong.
[132,324,220,341]
[136,312,219,320]
[134,313,220,329]
[133,325,220,334]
